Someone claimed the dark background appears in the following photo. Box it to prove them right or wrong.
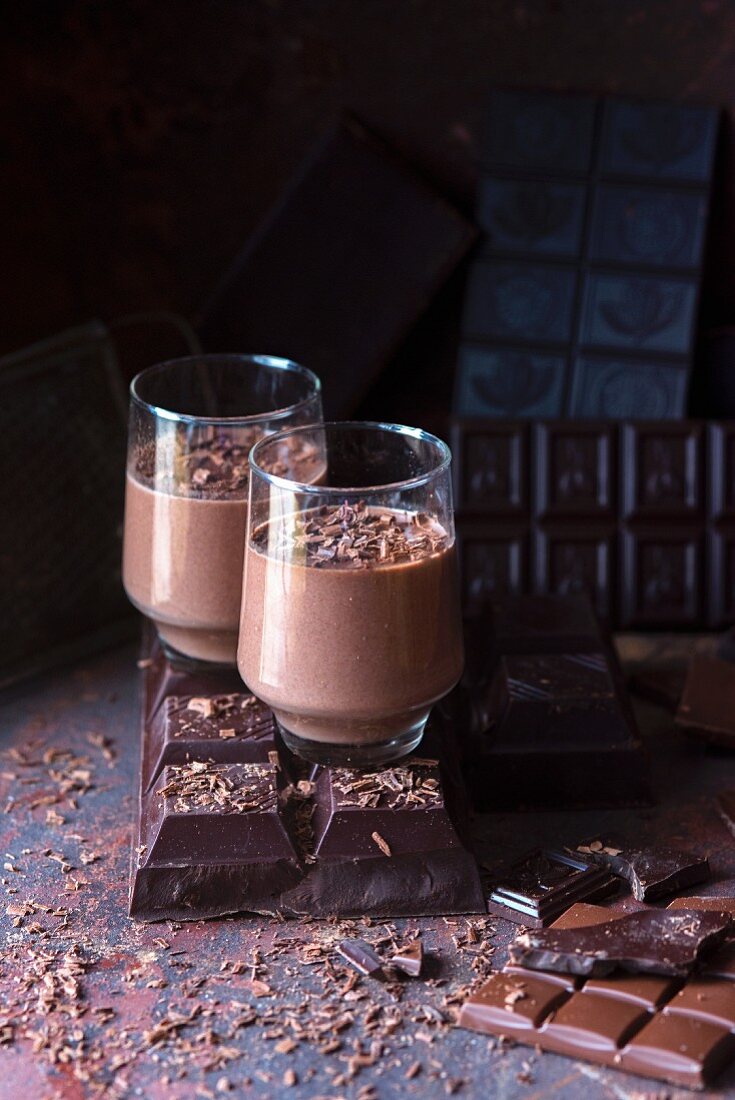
[3,0,735,427]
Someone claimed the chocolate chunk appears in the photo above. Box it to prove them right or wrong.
[337,939,384,978]
[485,849,618,928]
[460,595,652,811]
[667,896,735,915]
[575,836,710,901]
[675,655,735,746]
[387,941,423,977]
[509,909,732,978]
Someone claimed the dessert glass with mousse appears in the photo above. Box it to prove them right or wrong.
[122,355,322,668]
[238,422,464,767]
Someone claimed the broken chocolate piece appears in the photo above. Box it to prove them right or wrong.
[387,941,423,977]
[485,848,618,927]
[509,909,732,978]
[675,655,735,746]
[575,836,710,901]
[337,939,384,978]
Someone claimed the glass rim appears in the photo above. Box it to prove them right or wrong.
[249,420,453,495]
[129,354,322,425]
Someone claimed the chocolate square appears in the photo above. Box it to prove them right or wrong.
[454,344,567,418]
[588,184,708,270]
[599,99,718,182]
[533,422,616,520]
[463,261,577,344]
[532,526,615,621]
[457,522,528,612]
[451,420,528,514]
[568,355,689,419]
[620,527,703,628]
[142,692,276,791]
[483,89,597,173]
[579,272,697,355]
[486,849,618,926]
[478,177,586,257]
[708,423,735,523]
[621,422,704,521]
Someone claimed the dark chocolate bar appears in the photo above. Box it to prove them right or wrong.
[485,848,618,927]
[459,902,735,1091]
[130,650,485,921]
[509,909,731,978]
[575,837,710,901]
[459,594,651,810]
[453,417,735,630]
[458,91,717,423]
[675,655,735,746]
[197,114,476,417]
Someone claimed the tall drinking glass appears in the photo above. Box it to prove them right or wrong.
[123,355,322,667]
[238,422,464,767]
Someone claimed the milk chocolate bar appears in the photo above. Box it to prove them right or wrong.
[129,646,485,921]
[459,594,651,810]
[459,902,735,1090]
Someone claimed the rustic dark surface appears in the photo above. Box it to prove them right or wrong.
[1,632,735,1098]
[4,0,735,428]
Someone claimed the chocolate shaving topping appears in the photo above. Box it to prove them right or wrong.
[157,762,277,815]
[252,501,451,569]
[331,760,443,811]
[133,431,321,500]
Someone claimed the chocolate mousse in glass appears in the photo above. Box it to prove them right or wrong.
[238,422,464,767]
[122,355,322,668]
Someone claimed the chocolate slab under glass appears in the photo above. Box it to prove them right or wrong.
[129,642,485,921]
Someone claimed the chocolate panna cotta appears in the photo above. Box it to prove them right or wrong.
[238,500,464,748]
[123,432,323,664]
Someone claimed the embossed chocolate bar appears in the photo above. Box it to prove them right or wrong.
[453,418,735,630]
[130,647,485,921]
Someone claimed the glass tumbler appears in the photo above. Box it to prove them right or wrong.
[122,354,322,668]
[238,421,464,767]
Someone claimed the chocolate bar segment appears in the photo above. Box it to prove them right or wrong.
[142,692,276,791]
[486,849,618,927]
[130,653,485,921]
[460,594,651,810]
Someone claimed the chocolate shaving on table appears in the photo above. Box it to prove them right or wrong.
[509,909,732,978]
[575,836,710,902]
[252,500,450,568]
[336,939,384,977]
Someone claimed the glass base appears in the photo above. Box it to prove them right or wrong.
[159,637,237,674]
[277,717,427,769]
